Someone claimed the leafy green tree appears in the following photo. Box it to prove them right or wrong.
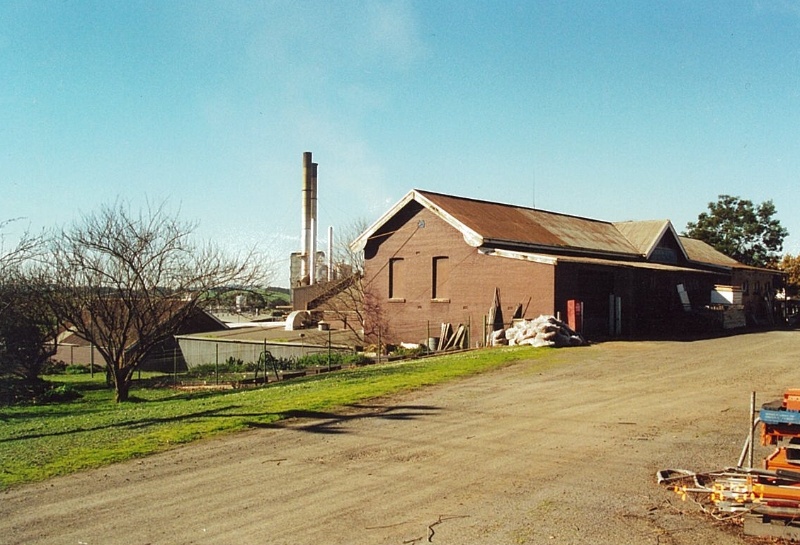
[779,254,800,297]
[685,195,788,268]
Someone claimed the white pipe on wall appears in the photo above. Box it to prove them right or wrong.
[328,225,334,282]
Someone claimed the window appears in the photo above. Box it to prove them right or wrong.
[651,247,678,265]
[432,256,449,300]
[389,257,404,300]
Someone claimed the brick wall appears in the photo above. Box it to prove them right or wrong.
[363,203,555,345]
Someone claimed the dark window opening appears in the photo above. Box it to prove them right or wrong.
[389,257,404,299]
[432,256,449,299]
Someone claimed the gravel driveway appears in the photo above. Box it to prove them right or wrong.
[3,330,800,545]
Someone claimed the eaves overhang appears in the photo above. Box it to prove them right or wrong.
[350,191,416,253]
[481,238,642,261]
[480,247,722,275]
[684,260,733,274]
[414,190,484,247]
[350,189,486,252]
[646,222,690,262]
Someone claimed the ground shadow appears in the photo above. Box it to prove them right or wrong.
[0,405,245,443]
[252,404,441,435]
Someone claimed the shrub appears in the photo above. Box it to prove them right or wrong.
[343,353,372,366]
[294,352,372,369]
[41,360,68,375]
[0,377,49,405]
[295,352,342,369]
[390,345,428,358]
[39,383,82,403]
[186,358,258,378]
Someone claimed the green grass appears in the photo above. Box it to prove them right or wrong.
[0,347,562,490]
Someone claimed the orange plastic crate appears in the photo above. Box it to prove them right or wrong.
[784,389,800,411]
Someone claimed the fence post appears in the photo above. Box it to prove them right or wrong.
[427,320,430,351]
[749,391,756,469]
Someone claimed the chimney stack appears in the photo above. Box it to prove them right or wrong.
[300,152,318,285]
[309,159,318,286]
[300,152,311,283]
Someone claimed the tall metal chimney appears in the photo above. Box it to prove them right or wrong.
[300,152,312,284]
[309,160,318,286]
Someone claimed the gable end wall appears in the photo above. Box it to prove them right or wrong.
[363,206,555,344]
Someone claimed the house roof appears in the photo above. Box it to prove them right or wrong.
[612,220,689,261]
[351,189,763,272]
[417,190,641,256]
[353,189,641,258]
[679,236,743,268]
[57,305,228,348]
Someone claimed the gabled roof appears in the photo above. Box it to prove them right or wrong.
[353,189,641,259]
[613,220,688,261]
[351,189,764,272]
[679,236,742,269]
[57,304,228,348]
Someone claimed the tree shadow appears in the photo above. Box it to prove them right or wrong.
[251,404,441,435]
[0,405,245,443]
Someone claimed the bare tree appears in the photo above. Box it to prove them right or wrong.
[318,218,393,347]
[0,219,44,281]
[319,273,392,347]
[332,218,368,276]
[47,202,267,402]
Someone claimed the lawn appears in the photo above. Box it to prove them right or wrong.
[0,347,559,490]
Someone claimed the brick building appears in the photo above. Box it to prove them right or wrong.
[351,190,785,345]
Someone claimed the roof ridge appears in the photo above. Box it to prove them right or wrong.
[414,188,613,225]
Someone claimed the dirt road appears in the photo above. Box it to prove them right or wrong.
[3,331,800,545]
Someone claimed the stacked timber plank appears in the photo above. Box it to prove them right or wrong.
[436,323,467,351]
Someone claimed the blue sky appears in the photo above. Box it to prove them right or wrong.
[2,1,799,286]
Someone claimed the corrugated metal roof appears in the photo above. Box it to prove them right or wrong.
[177,324,360,348]
[417,190,641,256]
[352,188,767,272]
[613,220,669,255]
[679,236,741,268]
